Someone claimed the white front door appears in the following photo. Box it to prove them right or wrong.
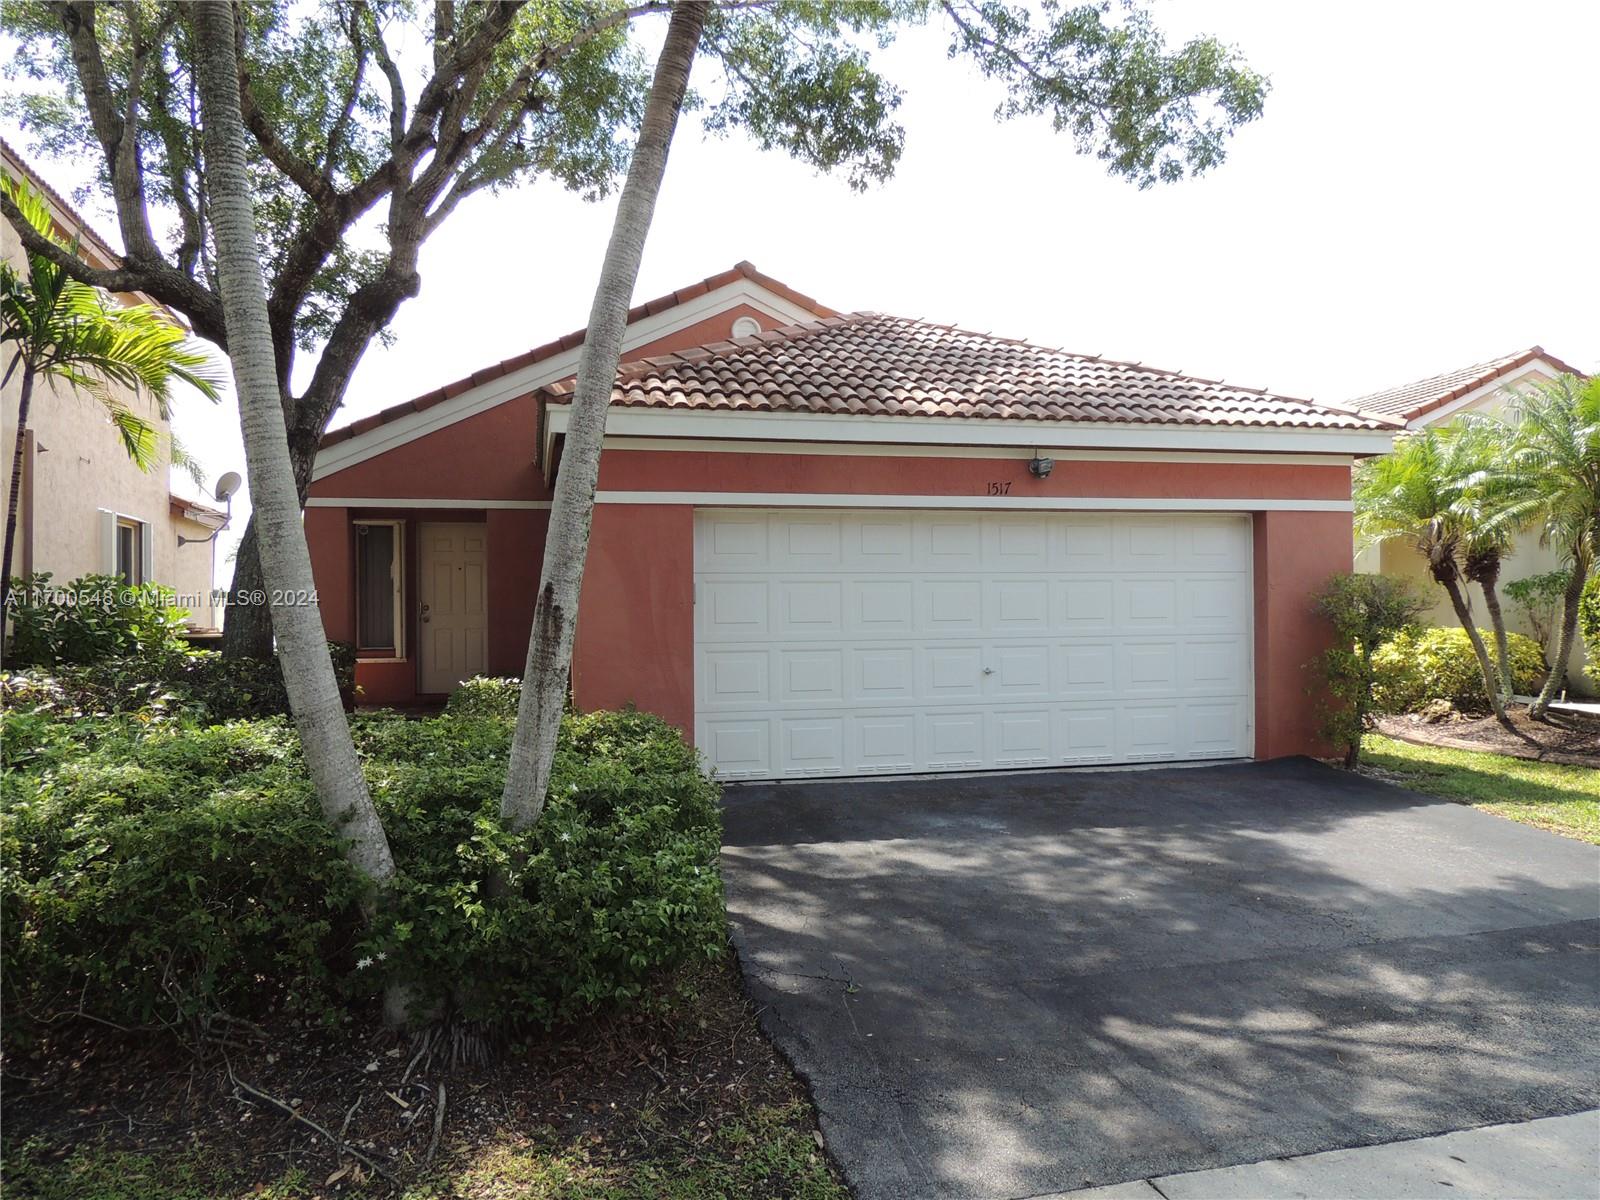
[418,522,488,695]
[693,509,1254,781]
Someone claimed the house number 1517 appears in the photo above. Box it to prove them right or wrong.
[986,481,1012,495]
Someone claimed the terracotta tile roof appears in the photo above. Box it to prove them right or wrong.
[1349,346,1589,422]
[321,261,834,447]
[543,312,1397,431]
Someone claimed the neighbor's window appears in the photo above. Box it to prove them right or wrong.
[115,517,143,586]
[355,521,403,657]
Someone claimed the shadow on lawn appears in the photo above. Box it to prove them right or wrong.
[718,758,1600,1200]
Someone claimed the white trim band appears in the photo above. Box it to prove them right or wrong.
[595,491,1352,512]
[306,497,551,509]
[600,436,1356,467]
[547,406,1396,458]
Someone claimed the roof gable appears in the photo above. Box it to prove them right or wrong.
[544,312,1395,433]
[1349,346,1588,423]
[318,262,832,457]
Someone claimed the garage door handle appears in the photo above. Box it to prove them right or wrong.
[982,667,994,675]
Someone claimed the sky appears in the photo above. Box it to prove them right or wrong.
[6,0,1598,583]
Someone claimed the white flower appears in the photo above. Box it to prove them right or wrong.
[376,951,388,962]
[356,956,374,970]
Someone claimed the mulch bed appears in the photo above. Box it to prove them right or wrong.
[1374,707,1600,768]
[0,956,831,1196]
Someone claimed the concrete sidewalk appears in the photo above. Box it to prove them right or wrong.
[1050,1111,1600,1200]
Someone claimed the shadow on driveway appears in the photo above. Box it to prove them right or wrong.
[720,757,1600,1200]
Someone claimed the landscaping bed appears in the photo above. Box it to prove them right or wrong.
[1373,708,1600,768]
[1360,734,1600,844]
[1,957,846,1199]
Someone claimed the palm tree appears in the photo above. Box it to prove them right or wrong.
[192,1,403,1019]
[1490,374,1600,718]
[1,175,223,638]
[1453,415,1520,699]
[500,1,709,833]
[1354,426,1514,727]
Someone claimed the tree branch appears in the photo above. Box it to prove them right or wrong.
[0,191,227,346]
[236,17,336,205]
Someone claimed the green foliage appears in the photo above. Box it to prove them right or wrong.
[3,708,723,1035]
[4,573,192,667]
[1580,574,1600,684]
[1311,573,1429,767]
[1505,569,1572,654]
[1371,627,1546,714]
[445,675,524,720]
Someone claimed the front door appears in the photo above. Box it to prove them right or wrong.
[418,521,488,694]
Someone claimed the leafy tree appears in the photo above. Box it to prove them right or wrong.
[189,0,405,1021]
[1,173,222,657]
[1353,426,1516,728]
[1313,572,1428,767]
[498,0,1272,821]
[1451,415,1520,699]
[1490,374,1600,716]
[2,0,1269,660]
[1580,574,1600,686]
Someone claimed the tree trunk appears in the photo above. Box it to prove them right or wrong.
[1531,556,1587,718]
[192,1,398,893]
[1,366,35,662]
[221,520,275,659]
[500,1,709,833]
[1440,574,1513,730]
[1466,550,1515,701]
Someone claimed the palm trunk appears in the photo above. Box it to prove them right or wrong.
[1,365,35,661]
[1467,551,1515,701]
[500,1,709,833]
[1531,556,1587,718]
[192,2,398,895]
[1440,574,1513,729]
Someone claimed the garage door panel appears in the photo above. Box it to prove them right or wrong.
[923,711,985,770]
[700,649,771,708]
[846,578,915,634]
[922,579,984,633]
[700,579,770,638]
[918,517,983,570]
[992,708,1052,769]
[1057,705,1118,764]
[850,646,917,701]
[695,510,1252,780]
[844,515,914,568]
[771,513,843,568]
[1118,578,1180,631]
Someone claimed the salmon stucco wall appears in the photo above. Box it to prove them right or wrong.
[1253,510,1351,759]
[570,504,694,733]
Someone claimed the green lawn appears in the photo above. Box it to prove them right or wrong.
[1363,734,1600,844]
[3,1103,845,1200]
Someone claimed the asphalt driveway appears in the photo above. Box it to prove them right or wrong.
[721,758,1600,1200]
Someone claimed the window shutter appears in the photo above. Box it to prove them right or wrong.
[139,520,154,584]
[98,510,117,574]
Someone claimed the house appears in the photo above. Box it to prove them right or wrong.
[1350,347,1593,692]
[1,142,224,630]
[307,263,1397,779]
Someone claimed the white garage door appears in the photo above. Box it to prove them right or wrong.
[694,509,1254,781]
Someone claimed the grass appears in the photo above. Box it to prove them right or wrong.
[2,1103,845,1200]
[1362,734,1600,843]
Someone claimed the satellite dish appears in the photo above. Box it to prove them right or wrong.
[213,471,243,502]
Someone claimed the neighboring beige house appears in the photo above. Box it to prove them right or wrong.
[2,141,224,631]
[1351,346,1594,694]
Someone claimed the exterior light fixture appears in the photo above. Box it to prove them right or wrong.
[1028,455,1054,479]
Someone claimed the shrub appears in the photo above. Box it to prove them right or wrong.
[1371,626,1546,714]
[3,707,723,1035]
[445,675,523,719]
[4,573,190,667]
[1505,570,1569,657]
[1311,573,1429,767]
